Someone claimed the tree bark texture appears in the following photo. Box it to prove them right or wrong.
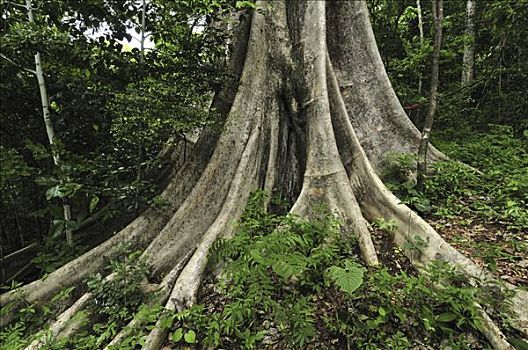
[462,0,476,86]
[2,1,526,348]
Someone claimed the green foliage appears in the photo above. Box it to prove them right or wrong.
[161,192,344,349]
[31,238,87,275]
[326,260,365,295]
[171,327,197,344]
[107,74,212,164]
[41,247,150,350]
[320,260,508,349]
[0,245,152,350]
[0,146,41,251]
[0,284,75,350]
[156,192,506,349]
[383,152,416,183]
[1,0,236,258]
[372,217,398,233]
[86,250,148,325]
[368,0,528,133]
[383,152,433,213]
[1,192,517,349]
[236,1,256,9]
[386,126,527,230]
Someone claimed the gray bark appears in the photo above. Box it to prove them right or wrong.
[325,1,446,174]
[462,0,476,86]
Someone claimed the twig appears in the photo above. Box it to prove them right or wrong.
[0,53,36,75]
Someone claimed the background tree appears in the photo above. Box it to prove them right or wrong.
[417,0,443,192]
[461,0,476,86]
[23,0,73,245]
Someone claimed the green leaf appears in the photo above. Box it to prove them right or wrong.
[436,312,457,323]
[327,260,365,295]
[64,220,79,231]
[271,253,307,280]
[184,329,196,344]
[414,201,432,213]
[171,328,183,343]
[272,260,296,280]
[236,1,256,9]
[89,196,100,213]
[49,220,65,238]
[249,248,268,265]
[46,185,62,200]
[378,306,386,317]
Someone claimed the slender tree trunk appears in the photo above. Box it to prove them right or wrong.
[136,0,147,183]
[417,0,443,192]
[25,0,73,246]
[461,0,476,86]
[415,0,424,125]
[140,0,146,66]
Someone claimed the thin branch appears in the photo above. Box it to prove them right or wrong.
[5,1,28,8]
[0,53,36,74]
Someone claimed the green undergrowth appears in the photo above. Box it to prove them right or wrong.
[383,125,527,279]
[0,246,149,350]
[1,191,525,349]
[159,192,518,349]
[384,125,528,231]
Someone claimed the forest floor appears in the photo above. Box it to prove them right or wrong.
[427,126,528,289]
[432,218,528,287]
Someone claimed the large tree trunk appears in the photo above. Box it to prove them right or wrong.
[2,1,526,348]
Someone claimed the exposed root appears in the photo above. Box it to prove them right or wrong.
[141,275,188,350]
[290,0,377,266]
[141,121,268,350]
[0,219,149,328]
[23,273,116,350]
[474,303,515,350]
[169,127,264,312]
[103,251,193,350]
[326,48,527,340]
[141,317,168,350]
